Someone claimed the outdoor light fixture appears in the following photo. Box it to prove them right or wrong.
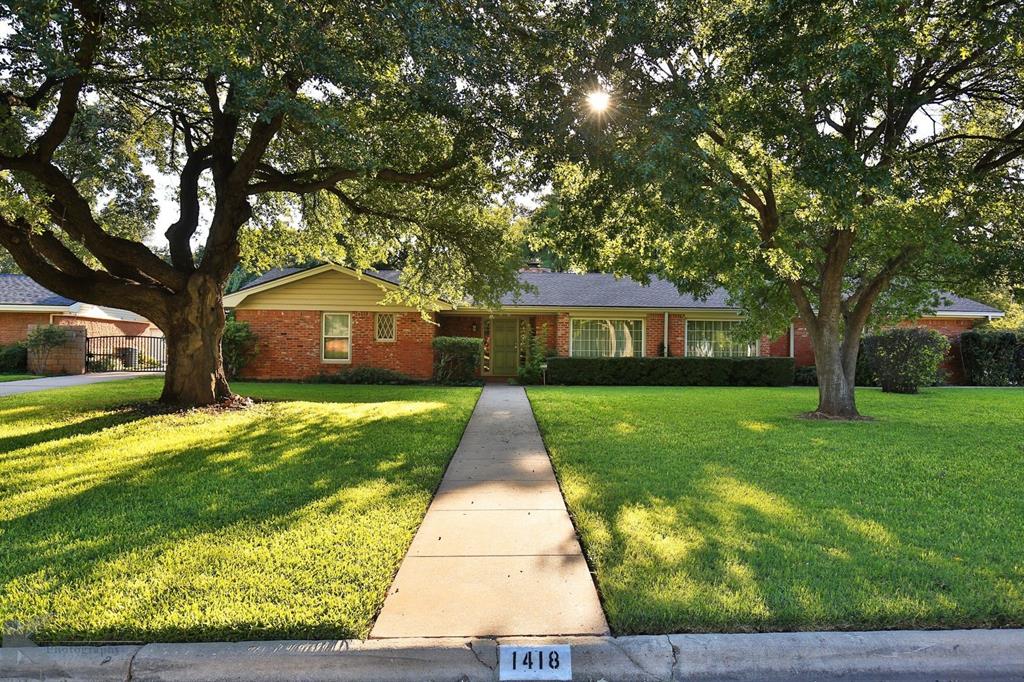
[586,89,611,113]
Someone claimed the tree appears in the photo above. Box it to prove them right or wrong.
[0,0,525,405]
[524,0,1024,417]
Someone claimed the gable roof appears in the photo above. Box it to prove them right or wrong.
[232,265,1003,317]
[0,274,75,308]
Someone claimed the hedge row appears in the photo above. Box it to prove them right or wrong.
[961,330,1024,386]
[545,356,795,386]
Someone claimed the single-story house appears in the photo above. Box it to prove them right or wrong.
[0,274,161,345]
[223,263,1003,383]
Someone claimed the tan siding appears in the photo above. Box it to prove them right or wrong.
[236,270,420,312]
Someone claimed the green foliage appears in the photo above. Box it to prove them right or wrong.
[314,367,416,385]
[863,328,950,394]
[793,366,818,387]
[432,336,484,385]
[528,386,1024,633]
[961,330,1024,386]
[545,357,794,387]
[0,342,28,373]
[86,355,120,373]
[0,378,480,641]
[221,319,258,380]
[26,325,70,352]
[516,323,548,385]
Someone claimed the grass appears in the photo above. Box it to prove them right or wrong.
[0,378,480,642]
[527,386,1024,635]
[0,374,36,382]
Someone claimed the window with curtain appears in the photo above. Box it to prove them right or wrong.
[571,318,643,357]
[686,320,756,357]
[322,313,351,361]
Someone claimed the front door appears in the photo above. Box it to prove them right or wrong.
[491,319,519,376]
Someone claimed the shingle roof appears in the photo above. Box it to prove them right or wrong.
[237,265,1002,315]
[0,274,75,307]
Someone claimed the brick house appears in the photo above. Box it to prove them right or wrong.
[224,264,1003,383]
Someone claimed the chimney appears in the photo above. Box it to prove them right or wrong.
[520,257,550,273]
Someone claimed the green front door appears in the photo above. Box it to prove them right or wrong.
[491,319,519,375]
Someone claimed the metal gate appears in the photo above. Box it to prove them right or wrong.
[86,335,167,372]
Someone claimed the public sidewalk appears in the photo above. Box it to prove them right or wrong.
[370,383,608,638]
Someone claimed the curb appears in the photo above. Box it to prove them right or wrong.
[2,629,1022,681]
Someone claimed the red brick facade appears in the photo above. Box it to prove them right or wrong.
[0,312,52,345]
[235,309,437,380]
[235,305,985,384]
[0,311,156,346]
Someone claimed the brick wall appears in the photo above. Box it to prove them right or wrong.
[27,325,86,375]
[775,317,979,383]
[437,314,482,339]
[0,312,53,345]
[235,309,437,380]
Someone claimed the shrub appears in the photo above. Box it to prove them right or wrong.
[793,365,818,386]
[313,366,416,384]
[544,356,794,386]
[516,324,548,385]
[432,336,484,384]
[86,355,121,372]
[960,330,1021,386]
[222,318,258,379]
[26,324,71,371]
[862,327,950,394]
[0,342,28,373]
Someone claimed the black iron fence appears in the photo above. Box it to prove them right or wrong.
[86,335,166,373]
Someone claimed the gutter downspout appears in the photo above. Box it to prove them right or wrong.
[789,323,795,358]
[663,312,669,356]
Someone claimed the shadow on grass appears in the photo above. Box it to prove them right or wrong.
[0,394,469,642]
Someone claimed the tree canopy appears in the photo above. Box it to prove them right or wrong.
[525,0,1024,416]
[0,0,531,403]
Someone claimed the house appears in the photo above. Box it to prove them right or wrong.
[223,263,1003,383]
[0,274,161,345]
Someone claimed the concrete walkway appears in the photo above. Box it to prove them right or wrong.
[371,384,608,638]
[0,372,157,397]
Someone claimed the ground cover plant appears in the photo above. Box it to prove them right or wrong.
[0,378,480,642]
[0,374,34,382]
[528,386,1024,635]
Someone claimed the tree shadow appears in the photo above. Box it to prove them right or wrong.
[1,393,474,642]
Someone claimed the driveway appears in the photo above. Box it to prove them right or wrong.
[0,372,159,397]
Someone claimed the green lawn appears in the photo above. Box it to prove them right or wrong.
[527,386,1024,635]
[0,378,479,642]
[0,374,36,382]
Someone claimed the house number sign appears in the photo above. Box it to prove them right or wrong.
[498,644,571,681]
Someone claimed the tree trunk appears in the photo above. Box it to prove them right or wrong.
[808,317,862,419]
[159,274,232,406]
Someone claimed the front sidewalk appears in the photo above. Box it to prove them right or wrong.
[371,383,608,638]
[4,629,1023,681]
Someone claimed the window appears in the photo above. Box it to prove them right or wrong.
[322,313,351,362]
[686,320,756,358]
[571,318,643,358]
[375,313,396,342]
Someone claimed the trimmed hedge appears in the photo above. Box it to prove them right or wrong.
[961,330,1023,386]
[545,356,794,386]
[432,336,484,385]
[313,366,416,385]
[862,327,950,393]
[0,342,28,373]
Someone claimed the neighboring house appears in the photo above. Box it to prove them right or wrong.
[223,263,1003,383]
[0,274,161,345]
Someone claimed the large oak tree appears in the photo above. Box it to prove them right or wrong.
[0,0,526,405]
[525,0,1024,417]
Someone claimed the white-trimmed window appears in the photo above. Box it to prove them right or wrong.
[375,313,396,342]
[686,320,756,358]
[570,318,644,358]
[322,313,351,362]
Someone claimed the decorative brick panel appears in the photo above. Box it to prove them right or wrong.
[235,309,437,380]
